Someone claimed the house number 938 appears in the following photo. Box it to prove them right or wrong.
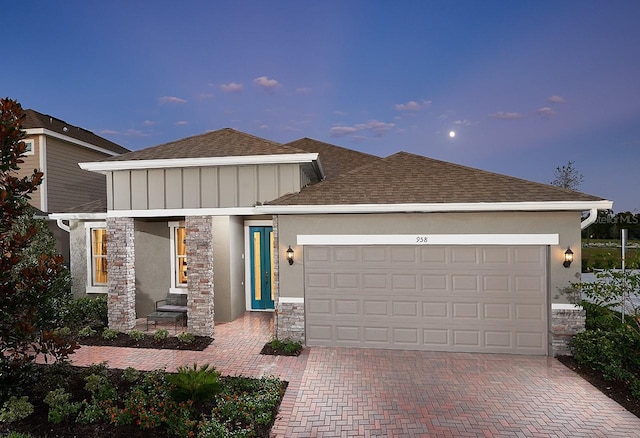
[415,236,429,243]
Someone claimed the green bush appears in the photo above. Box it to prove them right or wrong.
[128,330,145,342]
[167,363,222,403]
[268,337,303,355]
[573,327,640,398]
[44,388,81,424]
[0,396,34,423]
[177,332,196,344]
[122,367,140,383]
[101,328,118,340]
[64,295,108,330]
[77,326,97,338]
[154,328,169,341]
[84,373,117,403]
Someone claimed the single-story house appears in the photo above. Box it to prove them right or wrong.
[50,128,612,356]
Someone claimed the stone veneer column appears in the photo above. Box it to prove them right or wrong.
[186,215,214,337]
[551,304,586,356]
[106,217,136,332]
[274,215,305,342]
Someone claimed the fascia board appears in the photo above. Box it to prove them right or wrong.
[259,200,613,214]
[79,153,320,172]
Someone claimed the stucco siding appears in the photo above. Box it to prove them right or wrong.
[228,216,246,320]
[134,221,171,317]
[106,164,303,210]
[45,137,109,212]
[69,220,88,298]
[277,211,581,304]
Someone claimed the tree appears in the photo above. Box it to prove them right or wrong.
[551,160,584,190]
[0,98,75,398]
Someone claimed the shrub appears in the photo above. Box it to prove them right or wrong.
[44,388,81,424]
[177,332,196,344]
[268,337,303,355]
[77,326,97,338]
[84,373,117,403]
[122,367,140,383]
[101,328,118,340]
[167,363,222,403]
[53,326,72,337]
[0,396,34,423]
[64,295,108,330]
[154,328,169,341]
[128,330,145,342]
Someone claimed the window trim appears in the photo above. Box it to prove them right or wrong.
[168,221,188,294]
[85,222,107,293]
[22,139,35,156]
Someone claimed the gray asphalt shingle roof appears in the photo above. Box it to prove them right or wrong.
[102,128,304,161]
[22,109,129,155]
[268,151,605,205]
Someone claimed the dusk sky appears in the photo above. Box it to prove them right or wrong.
[4,1,639,212]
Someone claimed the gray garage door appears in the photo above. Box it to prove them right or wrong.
[304,245,548,355]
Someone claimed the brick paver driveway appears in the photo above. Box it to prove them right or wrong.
[72,313,640,437]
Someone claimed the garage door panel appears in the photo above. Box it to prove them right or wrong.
[305,245,548,355]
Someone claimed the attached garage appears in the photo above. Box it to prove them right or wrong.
[304,244,548,355]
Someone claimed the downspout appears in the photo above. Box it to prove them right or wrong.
[580,208,598,230]
[56,219,70,233]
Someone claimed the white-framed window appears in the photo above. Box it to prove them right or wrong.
[168,221,187,294]
[22,139,34,156]
[85,222,107,293]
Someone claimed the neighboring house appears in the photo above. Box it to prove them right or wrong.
[19,110,129,261]
[50,128,612,356]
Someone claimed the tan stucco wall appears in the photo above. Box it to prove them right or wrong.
[211,216,246,322]
[134,221,171,317]
[69,220,88,298]
[277,211,582,304]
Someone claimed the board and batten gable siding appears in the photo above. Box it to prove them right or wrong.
[46,137,110,212]
[107,163,303,210]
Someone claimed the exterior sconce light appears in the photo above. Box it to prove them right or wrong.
[563,247,574,268]
[286,246,295,265]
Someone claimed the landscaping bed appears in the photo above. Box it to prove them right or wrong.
[0,363,286,437]
[79,332,212,351]
[558,355,640,419]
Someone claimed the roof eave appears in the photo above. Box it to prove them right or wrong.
[79,153,320,173]
[260,200,613,214]
[23,128,122,157]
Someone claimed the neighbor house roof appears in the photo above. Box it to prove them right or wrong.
[285,138,381,180]
[102,128,304,161]
[268,151,606,205]
[22,109,129,155]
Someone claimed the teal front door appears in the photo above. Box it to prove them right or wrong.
[249,226,275,310]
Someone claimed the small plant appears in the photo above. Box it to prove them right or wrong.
[44,388,81,424]
[128,329,145,342]
[266,337,303,356]
[0,396,34,423]
[154,328,169,341]
[177,332,196,344]
[122,367,140,383]
[53,326,72,337]
[77,326,97,337]
[84,374,117,402]
[167,363,222,403]
[101,328,118,340]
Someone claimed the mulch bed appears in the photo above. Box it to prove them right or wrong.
[79,333,212,351]
[557,355,640,418]
[259,343,302,356]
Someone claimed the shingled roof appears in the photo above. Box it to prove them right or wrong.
[268,151,605,205]
[285,138,381,180]
[22,109,129,155]
[102,128,305,162]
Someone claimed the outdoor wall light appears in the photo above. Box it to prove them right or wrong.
[286,246,295,265]
[563,247,574,268]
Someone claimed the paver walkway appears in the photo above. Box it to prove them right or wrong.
[71,312,640,437]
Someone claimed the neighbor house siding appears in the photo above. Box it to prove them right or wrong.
[277,211,581,304]
[107,163,303,210]
[46,137,110,212]
[17,135,42,210]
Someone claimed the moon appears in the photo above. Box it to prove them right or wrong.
[449,131,456,138]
